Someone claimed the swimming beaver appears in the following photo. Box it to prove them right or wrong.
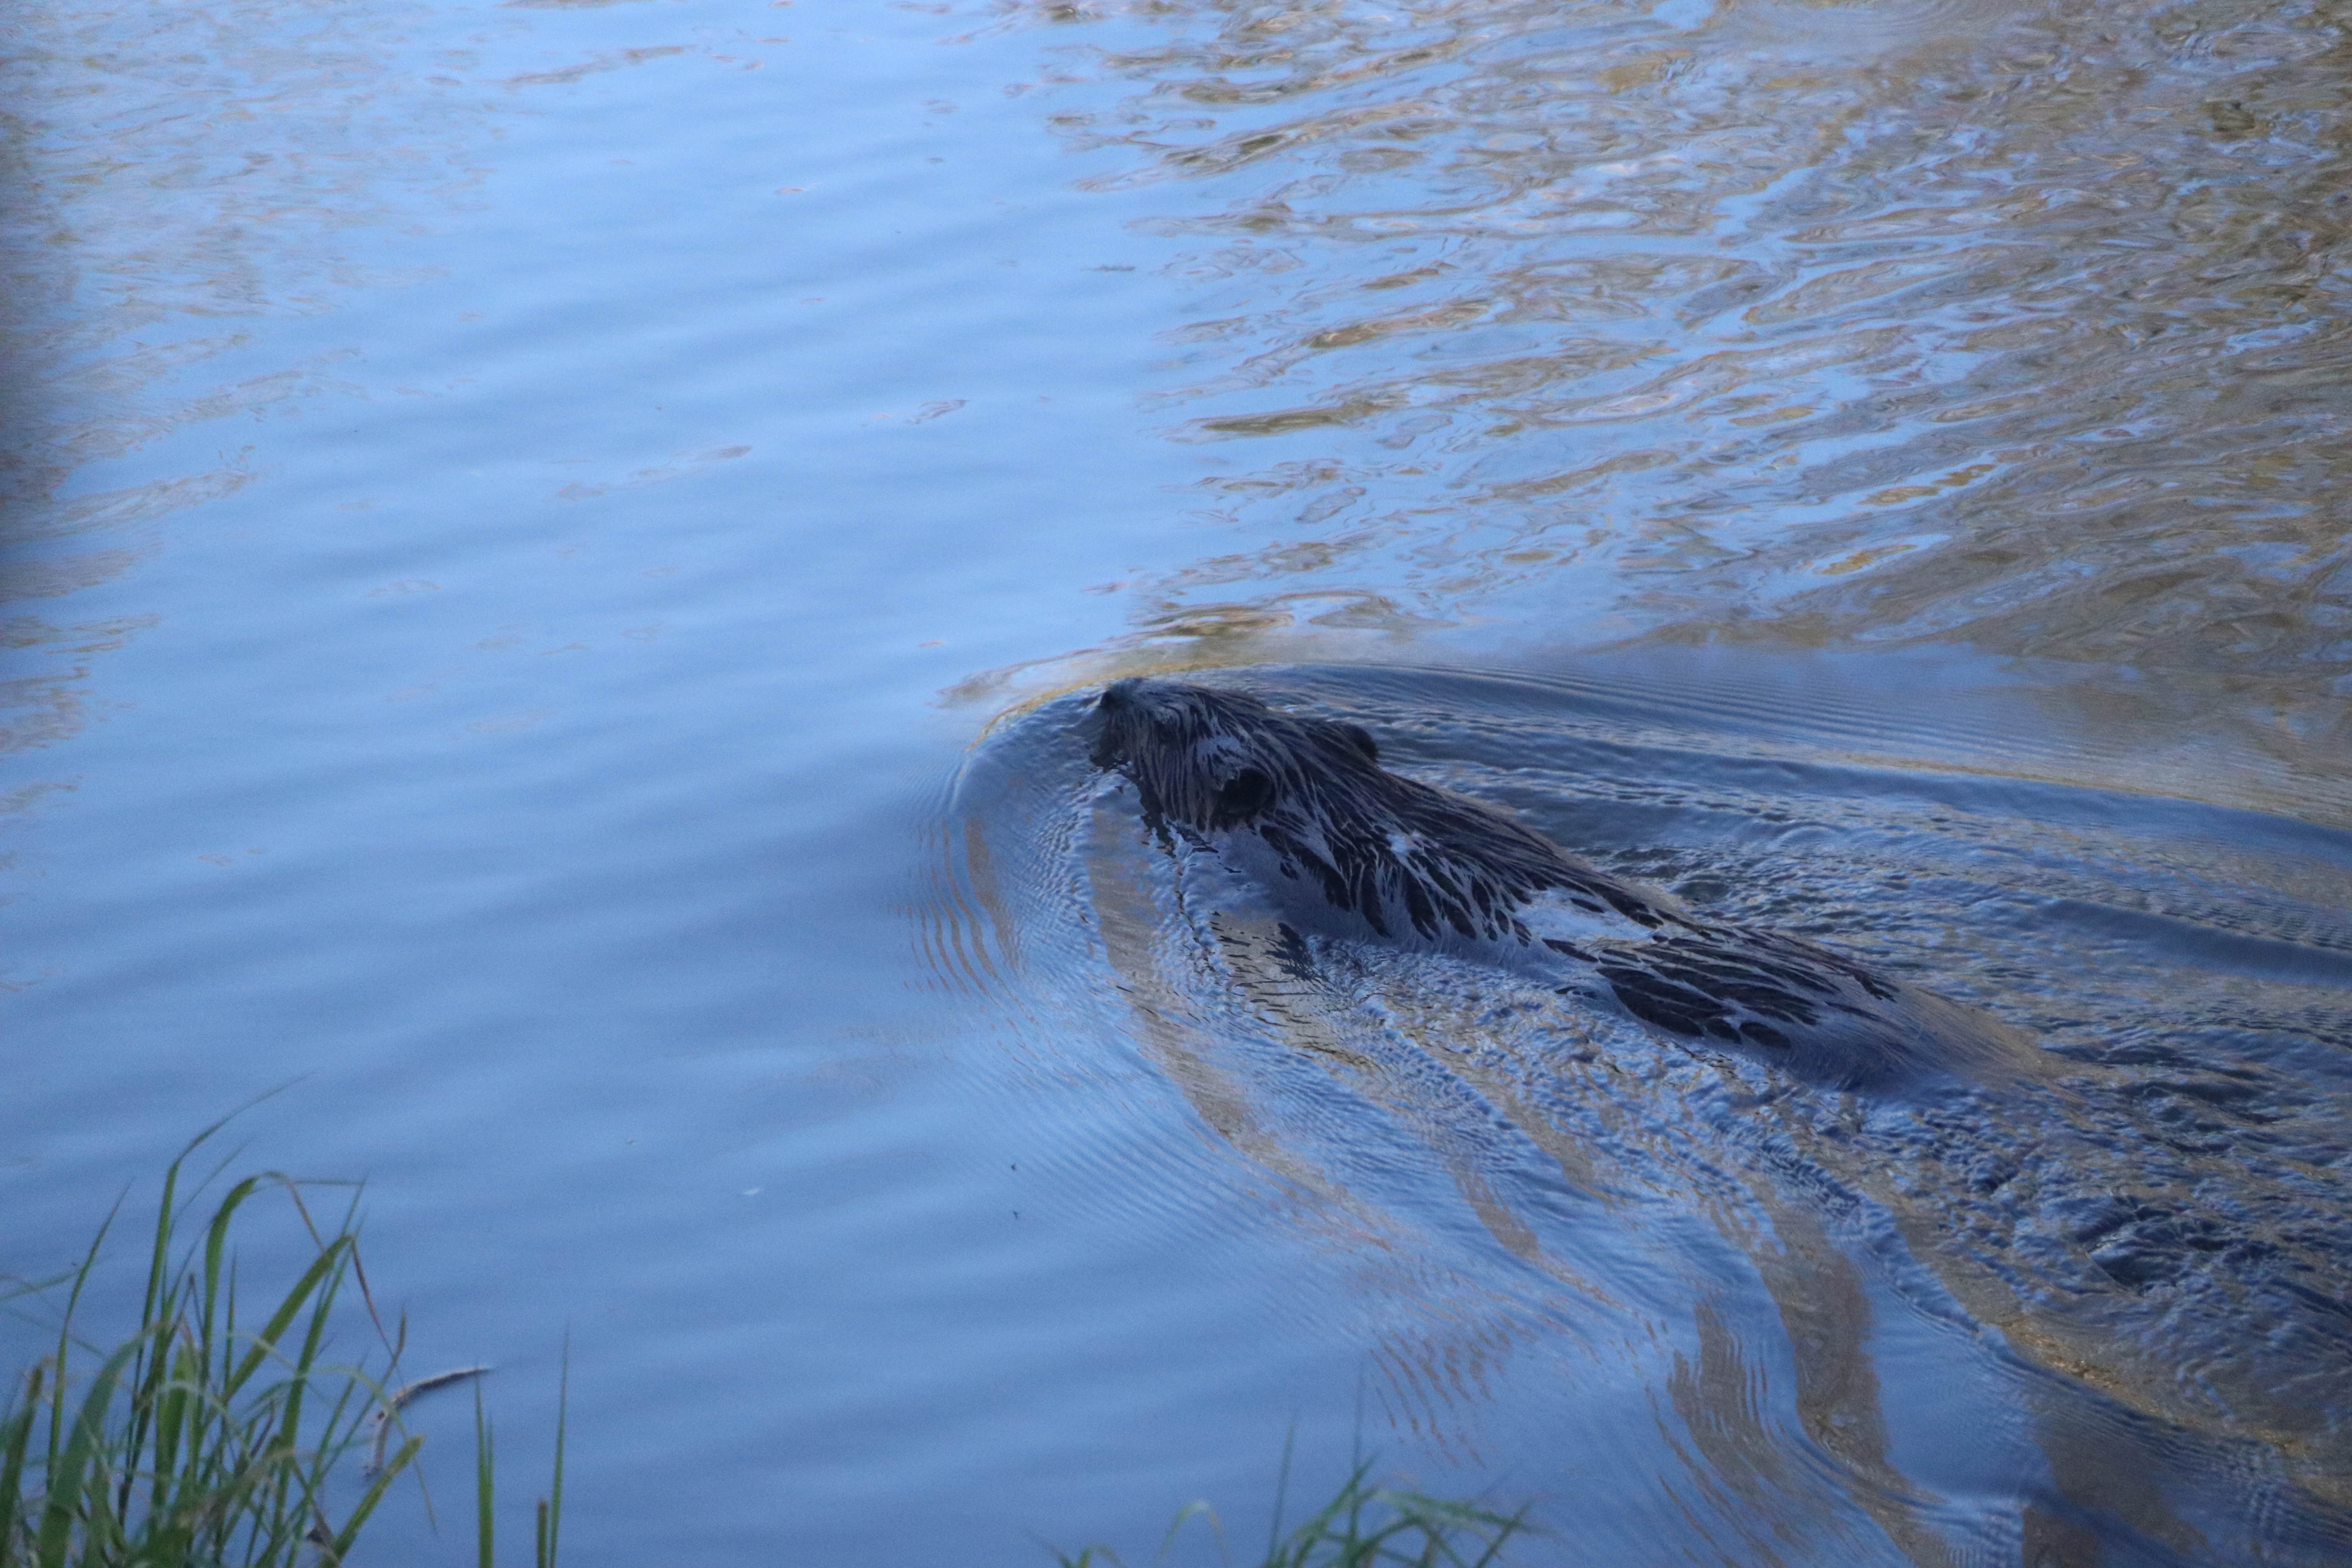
[1091,675,2031,1087]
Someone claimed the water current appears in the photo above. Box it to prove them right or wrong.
[5,0,2349,1563]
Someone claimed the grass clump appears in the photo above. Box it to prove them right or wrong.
[0,1125,561,1568]
[3,1124,1516,1568]
[1056,1447,1531,1568]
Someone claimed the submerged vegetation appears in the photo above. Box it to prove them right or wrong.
[1058,1447,1530,1568]
[0,1128,562,1568]
[3,1133,1514,1567]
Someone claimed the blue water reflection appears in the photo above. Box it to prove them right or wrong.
[7,0,2350,1561]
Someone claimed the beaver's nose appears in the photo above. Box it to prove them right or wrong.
[1096,678,1142,711]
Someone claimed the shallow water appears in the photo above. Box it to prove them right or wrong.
[4,0,2349,1562]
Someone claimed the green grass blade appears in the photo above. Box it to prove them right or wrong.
[34,1336,146,1568]
[1267,1426,1297,1561]
[474,1381,495,1568]
[117,1153,185,1520]
[200,1178,263,1397]
[146,1335,200,1525]
[327,1434,421,1562]
[46,1207,118,1476]
[224,1238,348,1399]
[0,1375,41,1566]
[255,1239,353,1553]
[543,1337,568,1568]
[1148,1497,1220,1566]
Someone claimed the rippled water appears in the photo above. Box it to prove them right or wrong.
[955,662,2352,1561]
[1026,0,2352,690]
[5,0,2348,1562]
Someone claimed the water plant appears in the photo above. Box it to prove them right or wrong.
[1055,1444,1531,1568]
[469,1358,564,1568]
[0,1125,560,1568]
[0,1126,1506,1568]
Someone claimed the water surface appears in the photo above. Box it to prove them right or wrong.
[4,0,2348,1561]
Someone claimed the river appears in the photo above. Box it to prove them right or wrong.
[4,0,2348,1563]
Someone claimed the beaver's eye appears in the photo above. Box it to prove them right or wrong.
[1338,724,1378,764]
[1217,768,1274,820]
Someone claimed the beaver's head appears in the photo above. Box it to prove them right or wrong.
[1087,676,1600,942]
[1087,677,1599,940]
[1089,677,1381,835]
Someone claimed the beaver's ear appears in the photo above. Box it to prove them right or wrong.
[1338,724,1379,764]
[1216,767,1275,821]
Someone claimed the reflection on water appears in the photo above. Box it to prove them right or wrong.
[9,0,2352,1559]
[952,662,2352,1561]
[2,0,509,771]
[1020,0,2352,708]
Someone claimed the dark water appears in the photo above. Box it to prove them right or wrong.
[5,0,2349,1561]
